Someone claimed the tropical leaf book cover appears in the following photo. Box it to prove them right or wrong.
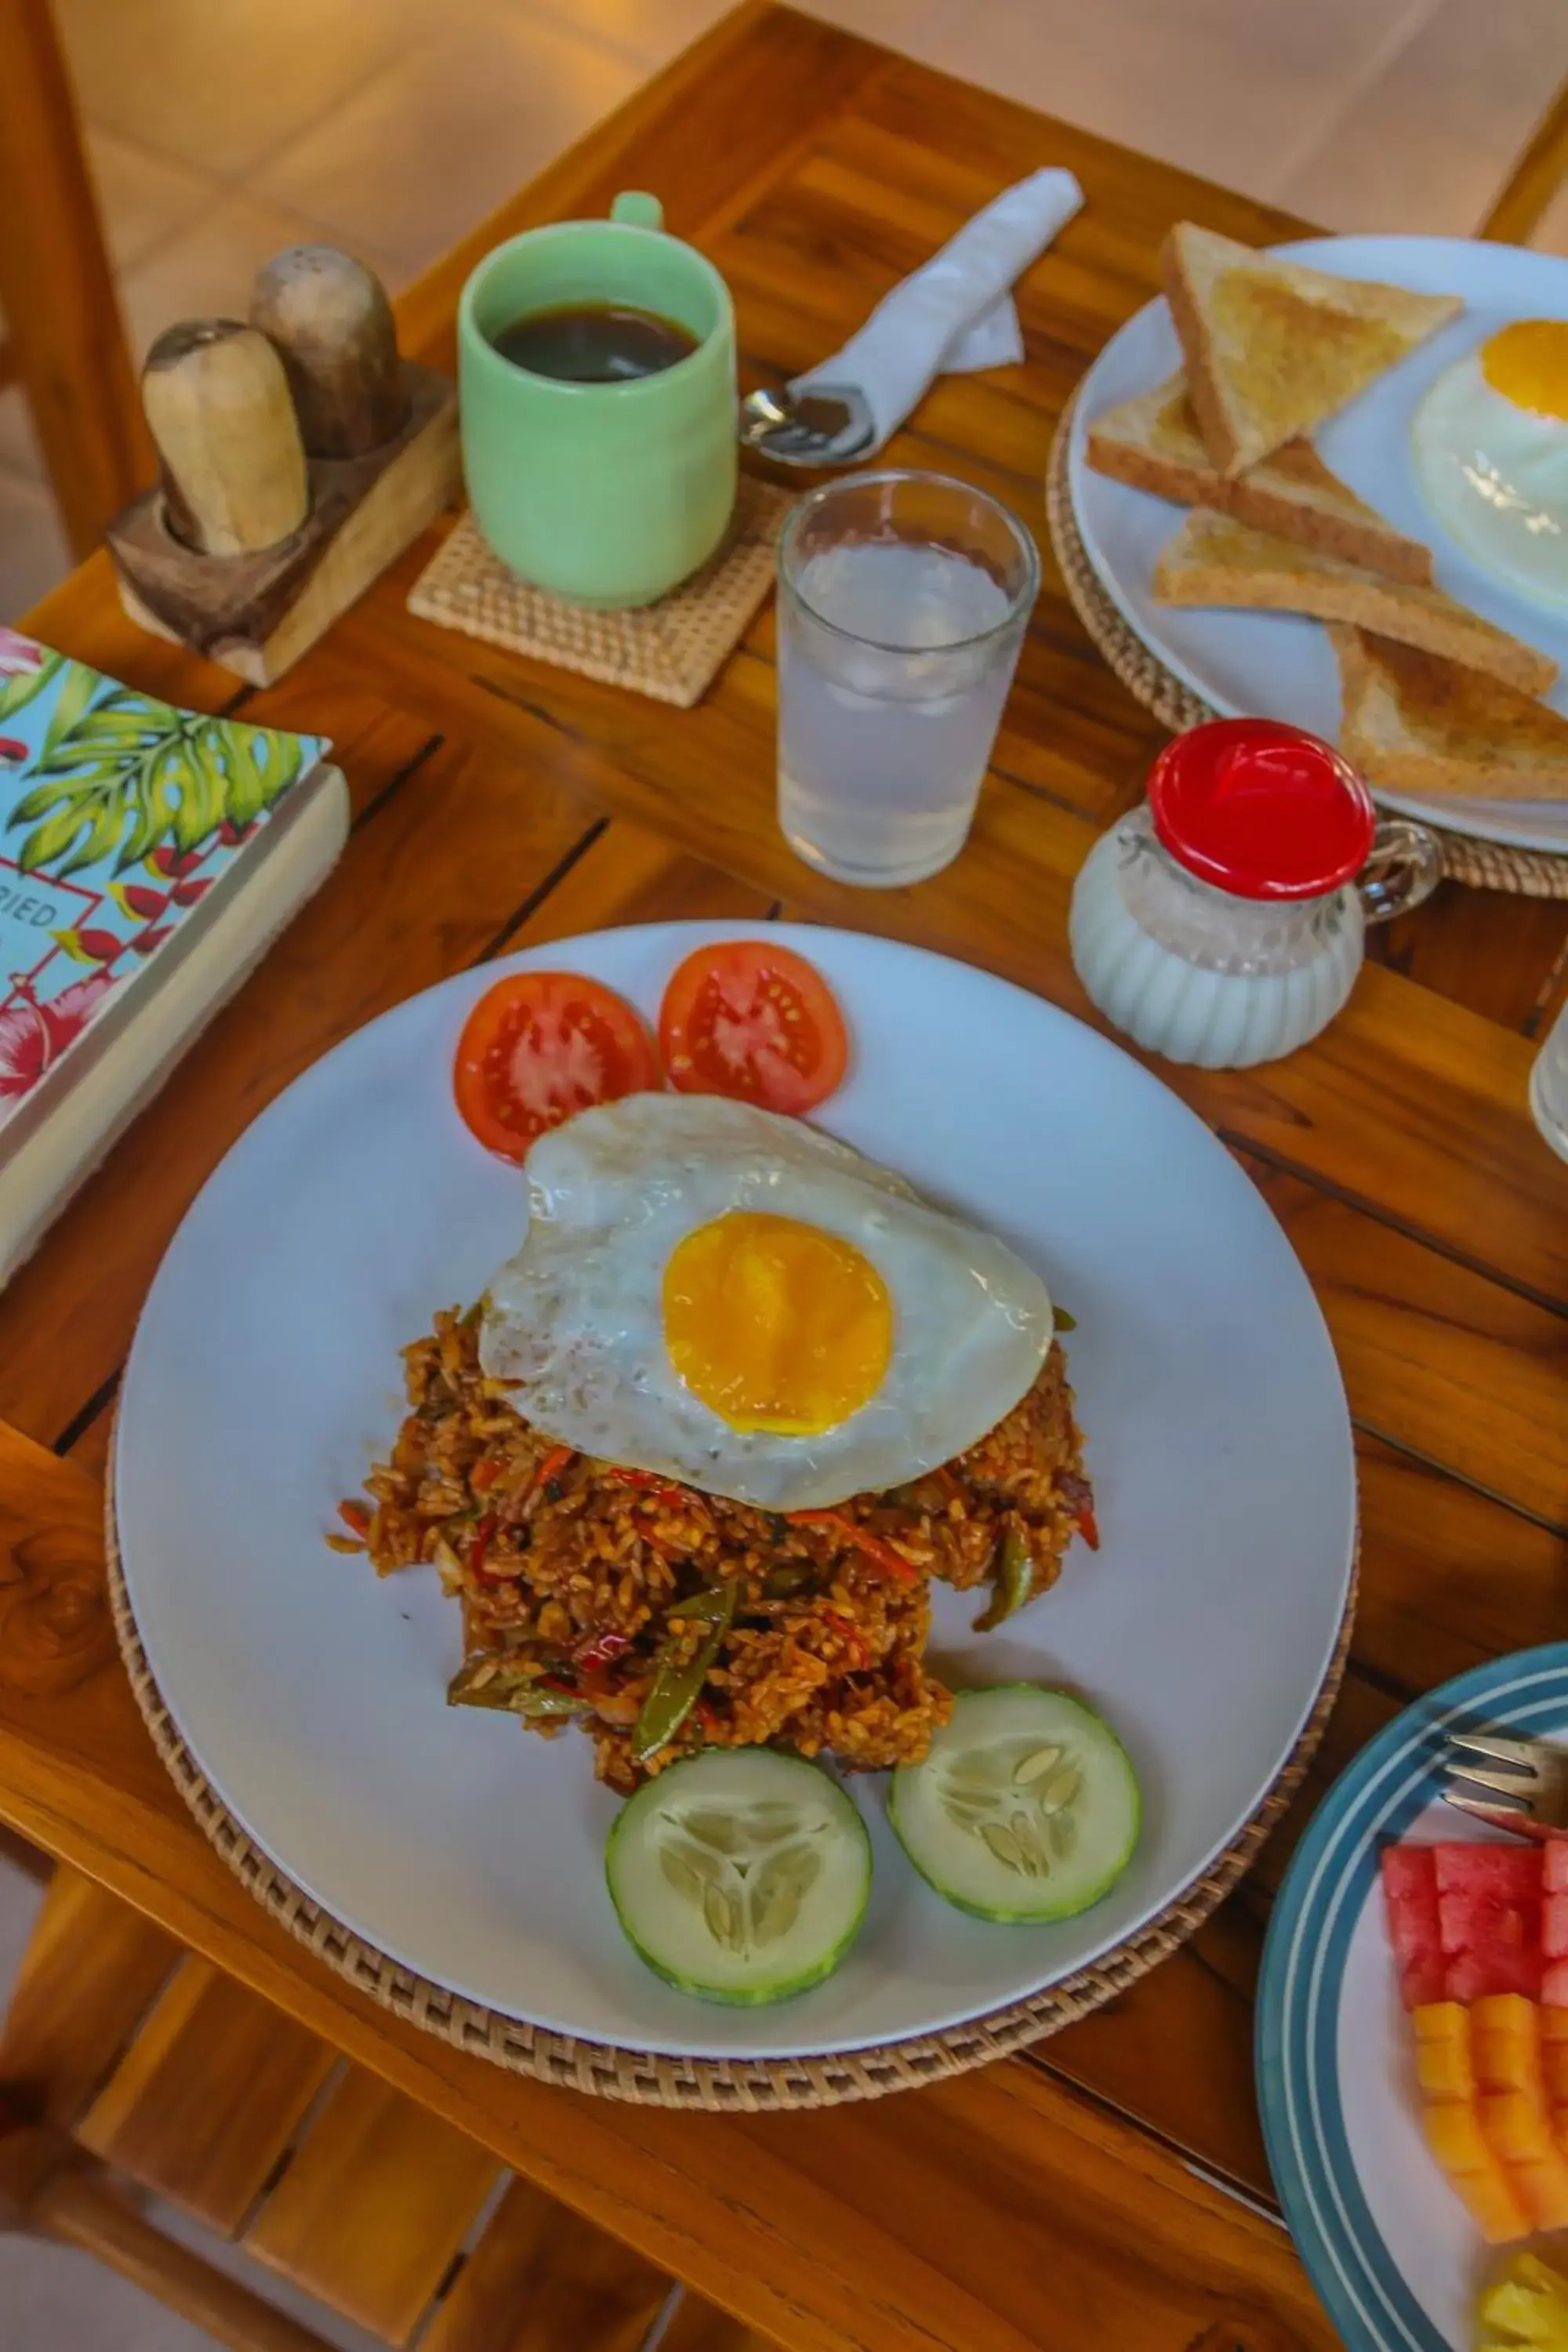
[0,630,328,1131]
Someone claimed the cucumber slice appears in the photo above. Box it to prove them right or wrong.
[889,1686,1140,1922]
[605,1749,872,2004]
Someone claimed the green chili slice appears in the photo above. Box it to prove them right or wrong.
[447,1658,586,1718]
[972,1526,1037,1633]
[630,1583,735,1766]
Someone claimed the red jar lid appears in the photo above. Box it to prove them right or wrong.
[1147,717,1375,902]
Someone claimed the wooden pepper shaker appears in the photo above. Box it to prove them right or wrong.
[250,246,408,459]
[141,320,310,558]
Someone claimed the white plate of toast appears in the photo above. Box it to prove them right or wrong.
[1069,230,1568,855]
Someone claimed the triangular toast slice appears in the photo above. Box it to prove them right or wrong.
[1086,373,1432,583]
[1332,625,1568,800]
[1162,223,1461,476]
[1152,510,1555,698]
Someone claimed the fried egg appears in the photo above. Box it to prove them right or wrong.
[477,1092,1054,1510]
[1410,320,1568,608]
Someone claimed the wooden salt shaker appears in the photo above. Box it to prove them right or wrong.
[251,247,408,459]
[141,321,310,558]
[107,244,460,684]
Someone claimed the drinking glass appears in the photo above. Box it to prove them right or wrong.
[775,470,1040,886]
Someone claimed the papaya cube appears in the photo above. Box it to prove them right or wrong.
[1543,2005,1568,2043]
[1412,2001,1475,2099]
[1480,2089,1556,2165]
[1414,1999,1470,2041]
[1427,2099,1501,2173]
[1452,2163,1532,2245]
[1417,2036,1475,2101]
[1473,1994,1545,2096]
[1508,2153,1568,2233]
[1544,2048,1568,2102]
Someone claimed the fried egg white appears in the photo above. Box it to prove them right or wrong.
[477,1092,1054,1511]
[1410,320,1568,609]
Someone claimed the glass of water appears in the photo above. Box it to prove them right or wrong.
[776,469,1040,887]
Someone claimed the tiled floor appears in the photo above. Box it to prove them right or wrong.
[2,0,1568,619]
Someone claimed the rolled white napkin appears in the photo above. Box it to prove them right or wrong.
[790,166,1083,459]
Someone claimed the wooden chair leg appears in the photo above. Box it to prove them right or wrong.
[1481,69,1568,246]
[2,2094,335,2352]
[0,0,154,555]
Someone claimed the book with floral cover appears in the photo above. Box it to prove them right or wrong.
[0,630,347,1279]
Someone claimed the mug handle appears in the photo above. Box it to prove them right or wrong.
[612,191,664,230]
[1356,817,1443,924]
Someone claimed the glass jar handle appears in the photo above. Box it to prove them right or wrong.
[1356,818,1443,925]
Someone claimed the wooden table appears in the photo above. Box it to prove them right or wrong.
[3,8,1565,2345]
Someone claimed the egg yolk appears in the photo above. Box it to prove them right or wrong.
[1480,320,1568,421]
[662,1210,892,1436]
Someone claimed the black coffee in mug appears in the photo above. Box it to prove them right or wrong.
[487,300,699,384]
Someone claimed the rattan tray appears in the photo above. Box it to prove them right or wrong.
[107,1422,1357,2107]
[1047,392,1568,900]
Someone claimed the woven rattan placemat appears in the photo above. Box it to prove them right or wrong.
[1046,393,1568,901]
[408,474,790,709]
[107,1421,1358,2107]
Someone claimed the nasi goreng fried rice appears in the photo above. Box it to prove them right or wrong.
[334,1306,1095,1793]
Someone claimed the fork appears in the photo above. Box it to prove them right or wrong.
[1439,1726,1568,1835]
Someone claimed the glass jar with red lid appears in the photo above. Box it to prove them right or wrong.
[1069,717,1441,1069]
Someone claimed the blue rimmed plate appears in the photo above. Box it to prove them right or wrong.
[1258,1643,1568,2351]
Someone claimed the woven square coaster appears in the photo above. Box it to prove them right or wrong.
[407,473,792,708]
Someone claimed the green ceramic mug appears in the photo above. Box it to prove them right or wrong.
[458,192,737,608]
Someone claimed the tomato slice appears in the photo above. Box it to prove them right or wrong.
[453,971,659,1162]
[658,942,849,1115]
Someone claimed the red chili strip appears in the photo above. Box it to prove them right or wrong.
[336,1498,371,1537]
[470,1457,502,1492]
[609,1465,709,1518]
[821,1608,869,1671]
[576,1628,632,1671]
[465,1512,508,1586]
[1076,1502,1101,1552]
[535,1444,574,1491]
[788,1509,920,1586]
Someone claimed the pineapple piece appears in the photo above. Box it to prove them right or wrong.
[1478,2250,1568,2347]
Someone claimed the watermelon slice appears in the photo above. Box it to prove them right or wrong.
[1434,1845,1544,2002]
[1383,1846,1446,2009]
[1434,1846,1541,1901]
[1545,1844,1568,1893]
[1384,1842,1552,2005]
[1544,1893,1568,1961]
[1544,1961,1568,2008]
[1446,1947,1544,2004]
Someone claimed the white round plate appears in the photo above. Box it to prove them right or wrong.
[1259,1644,1568,2351]
[1069,234,1568,855]
[116,921,1356,2060]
